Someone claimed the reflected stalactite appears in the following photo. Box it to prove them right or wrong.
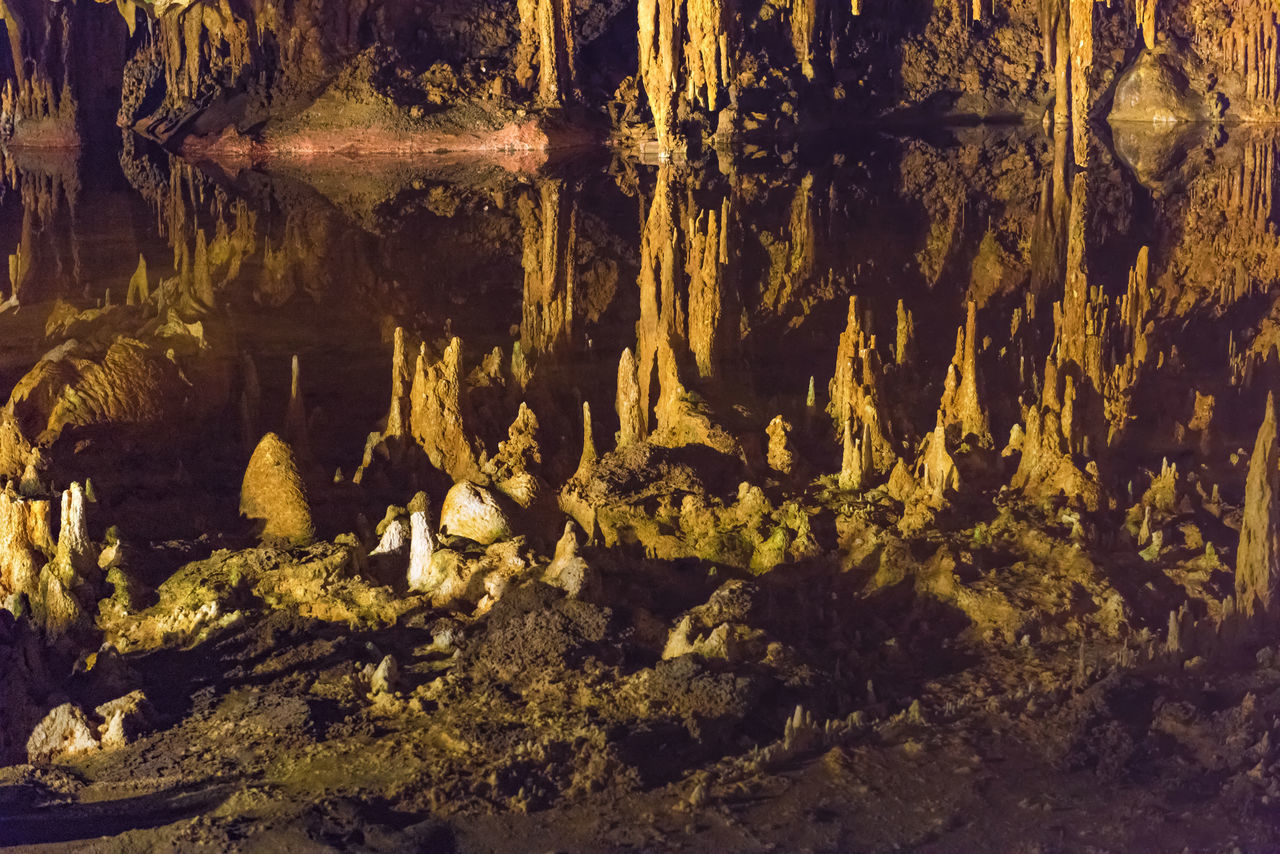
[520,180,578,361]
[685,189,732,380]
[1031,125,1071,296]
[635,166,679,436]
[791,0,817,80]
[629,165,740,456]
[762,172,816,315]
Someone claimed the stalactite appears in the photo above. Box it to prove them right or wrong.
[638,0,683,149]
[1069,0,1094,165]
[537,0,576,105]
[686,0,734,111]
[1220,9,1280,108]
[1134,0,1157,50]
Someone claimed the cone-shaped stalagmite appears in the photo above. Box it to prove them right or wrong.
[573,401,597,481]
[828,296,895,472]
[1237,394,1280,619]
[241,433,314,546]
[409,338,484,483]
[616,348,644,447]
[937,302,992,447]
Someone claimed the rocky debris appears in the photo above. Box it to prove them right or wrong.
[95,690,154,750]
[440,481,513,546]
[240,433,314,547]
[543,522,593,598]
[26,703,100,764]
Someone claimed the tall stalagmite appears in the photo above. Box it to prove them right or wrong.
[1236,393,1280,619]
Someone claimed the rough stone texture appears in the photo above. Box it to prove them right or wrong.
[240,433,314,546]
[439,481,513,546]
[27,703,99,764]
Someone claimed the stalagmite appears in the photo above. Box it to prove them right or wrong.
[488,402,544,508]
[766,416,795,476]
[0,489,52,603]
[126,255,149,306]
[937,302,991,447]
[240,433,314,546]
[839,419,869,491]
[406,494,438,593]
[573,402,597,481]
[918,412,961,505]
[895,299,915,366]
[409,338,484,483]
[828,296,896,472]
[616,348,644,448]
[545,522,593,597]
[54,482,94,582]
[386,327,411,441]
[1236,393,1280,619]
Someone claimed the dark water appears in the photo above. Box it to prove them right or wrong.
[0,124,1274,537]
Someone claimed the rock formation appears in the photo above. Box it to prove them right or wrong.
[241,433,314,546]
[1237,394,1280,620]
[409,338,484,484]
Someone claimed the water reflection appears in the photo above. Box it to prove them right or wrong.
[0,124,1274,539]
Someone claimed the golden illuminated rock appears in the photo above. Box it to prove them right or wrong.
[1237,393,1280,620]
[240,432,314,546]
[409,338,484,484]
[439,481,512,546]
